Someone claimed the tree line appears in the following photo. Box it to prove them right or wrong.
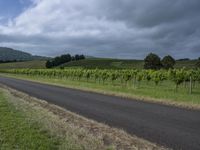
[144,53,176,70]
[46,54,85,68]
[144,53,200,70]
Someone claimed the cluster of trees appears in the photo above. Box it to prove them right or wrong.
[144,53,176,70]
[46,54,85,68]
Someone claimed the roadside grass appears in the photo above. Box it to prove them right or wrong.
[0,60,46,69]
[2,73,200,108]
[0,88,111,150]
[0,90,60,150]
[0,87,165,150]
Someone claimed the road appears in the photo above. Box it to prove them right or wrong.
[0,76,200,150]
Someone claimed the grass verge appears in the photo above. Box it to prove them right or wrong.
[0,89,60,149]
[1,73,200,110]
[0,85,167,150]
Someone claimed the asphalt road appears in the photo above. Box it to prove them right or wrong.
[0,76,200,150]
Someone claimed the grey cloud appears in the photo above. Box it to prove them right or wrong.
[0,0,200,59]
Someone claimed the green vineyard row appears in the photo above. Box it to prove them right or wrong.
[1,68,200,93]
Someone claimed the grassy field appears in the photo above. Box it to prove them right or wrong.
[2,73,200,109]
[62,58,144,69]
[0,60,46,69]
[61,58,198,69]
[0,58,198,70]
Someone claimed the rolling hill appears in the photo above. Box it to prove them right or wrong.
[0,47,198,69]
[0,47,48,61]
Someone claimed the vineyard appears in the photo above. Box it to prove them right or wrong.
[1,68,200,94]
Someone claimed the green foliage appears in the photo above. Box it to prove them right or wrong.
[162,55,176,69]
[1,68,200,93]
[169,69,186,91]
[144,53,162,70]
[46,54,85,68]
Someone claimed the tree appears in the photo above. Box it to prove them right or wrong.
[75,54,80,61]
[74,54,85,61]
[60,54,71,63]
[144,53,162,70]
[162,55,175,69]
[46,60,53,68]
[79,54,85,60]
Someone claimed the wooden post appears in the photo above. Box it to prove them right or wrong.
[189,76,192,94]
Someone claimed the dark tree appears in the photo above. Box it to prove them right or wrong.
[79,54,85,60]
[162,55,176,69]
[144,53,162,70]
[60,54,71,63]
[54,56,61,66]
[71,56,75,61]
[74,54,85,61]
[45,53,85,68]
[75,54,80,61]
[46,60,53,68]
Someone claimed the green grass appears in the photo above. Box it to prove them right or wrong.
[3,73,200,107]
[0,91,60,150]
[62,58,198,69]
[0,60,46,69]
[175,60,198,69]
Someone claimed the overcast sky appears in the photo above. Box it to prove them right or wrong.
[0,0,200,59]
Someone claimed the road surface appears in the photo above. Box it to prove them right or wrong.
[0,76,200,150]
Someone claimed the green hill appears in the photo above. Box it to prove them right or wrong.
[0,47,48,61]
[62,58,144,69]
[62,58,198,69]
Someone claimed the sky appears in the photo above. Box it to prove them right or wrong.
[0,0,200,59]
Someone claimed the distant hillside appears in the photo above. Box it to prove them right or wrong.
[61,58,144,69]
[61,58,198,69]
[0,47,48,61]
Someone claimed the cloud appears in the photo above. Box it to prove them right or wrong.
[0,0,200,59]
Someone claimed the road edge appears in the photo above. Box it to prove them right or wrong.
[0,83,168,150]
